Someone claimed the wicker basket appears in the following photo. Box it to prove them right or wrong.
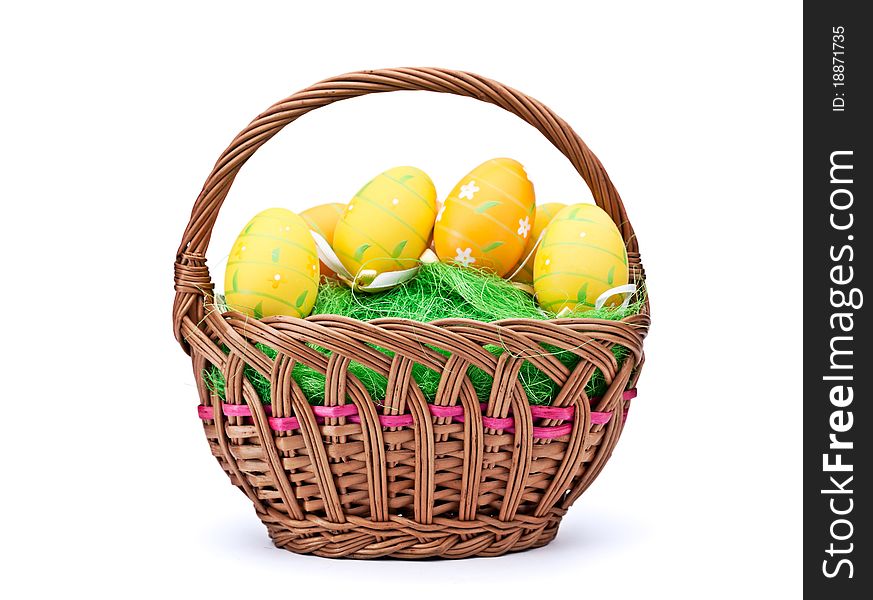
[173,68,650,559]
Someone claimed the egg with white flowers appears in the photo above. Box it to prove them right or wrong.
[224,208,320,318]
[434,158,535,276]
[332,166,437,277]
[533,203,629,314]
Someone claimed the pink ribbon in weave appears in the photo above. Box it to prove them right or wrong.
[198,389,637,440]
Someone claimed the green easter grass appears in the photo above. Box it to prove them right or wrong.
[203,261,643,406]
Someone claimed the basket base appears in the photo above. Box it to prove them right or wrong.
[258,507,566,559]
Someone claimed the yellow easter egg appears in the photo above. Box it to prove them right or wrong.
[224,208,320,318]
[433,158,535,276]
[332,166,437,276]
[533,203,629,314]
[301,202,344,278]
[510,202,566,284]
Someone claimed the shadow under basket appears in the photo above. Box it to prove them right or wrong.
[172,68,651,559]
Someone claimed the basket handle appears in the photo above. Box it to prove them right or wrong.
[173,68,640,345]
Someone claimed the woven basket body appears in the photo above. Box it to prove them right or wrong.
[173,68,650,559]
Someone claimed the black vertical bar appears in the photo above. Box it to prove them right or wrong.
[805,2,870,596]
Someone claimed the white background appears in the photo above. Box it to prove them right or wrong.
[1,1,802,598]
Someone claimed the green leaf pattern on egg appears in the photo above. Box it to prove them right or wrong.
[391,240,408,258]
[295,290,309,309]
[481,241,505,253]
[474,200,501,214]
[565,206,596,223]
[271,247,281,263]
[353,243,371,262]
[576,282,589,305]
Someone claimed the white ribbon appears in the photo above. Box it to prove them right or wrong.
[309,230,424,292]
[594,283,638,310]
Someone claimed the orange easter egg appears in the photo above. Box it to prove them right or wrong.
[433,158,535,276]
